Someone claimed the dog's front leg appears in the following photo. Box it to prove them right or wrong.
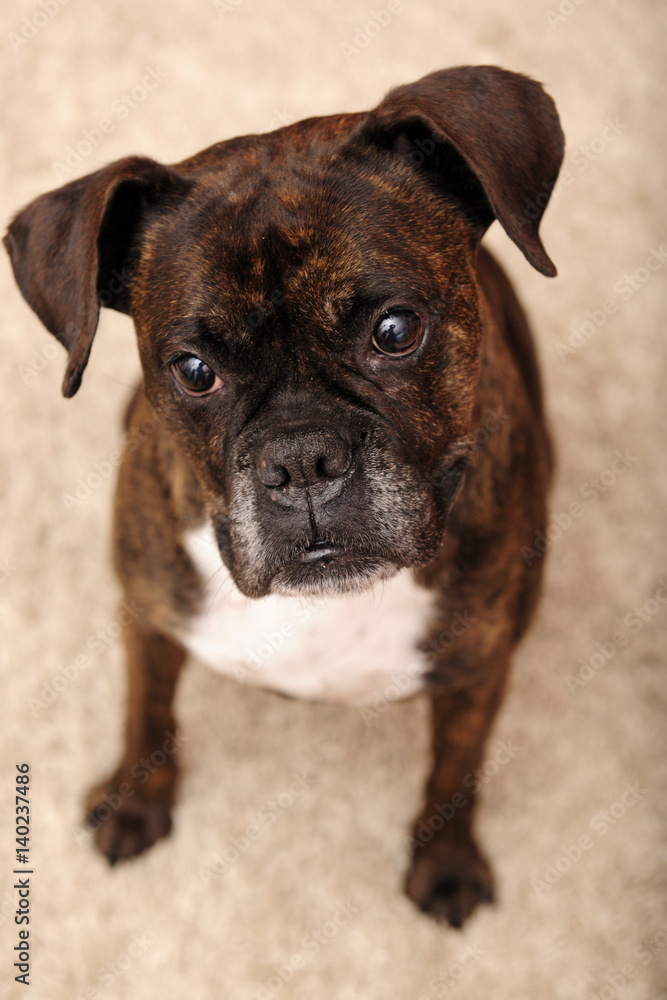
[85,618,186,863]
[405,664,509,927]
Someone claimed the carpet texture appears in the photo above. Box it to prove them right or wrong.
[1,2,666,998]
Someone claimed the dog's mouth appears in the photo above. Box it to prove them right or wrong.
[271,537,398,596]
[298,539,343,565]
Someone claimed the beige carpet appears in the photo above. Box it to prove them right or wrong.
[1,1,666,998]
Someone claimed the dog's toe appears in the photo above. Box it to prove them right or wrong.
[404,839,494,927]
[85,786,173,862]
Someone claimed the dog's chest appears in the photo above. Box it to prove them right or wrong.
[175,524,434,706]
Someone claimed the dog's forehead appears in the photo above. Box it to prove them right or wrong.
[193,176,361,306]
[147,136,471,342]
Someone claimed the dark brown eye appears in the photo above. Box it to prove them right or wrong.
[170,354,222,396]
[372,310,423,356]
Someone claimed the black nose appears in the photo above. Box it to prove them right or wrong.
[256,428,352,502]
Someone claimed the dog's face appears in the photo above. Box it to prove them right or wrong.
[133,135,484,597]
[4,66,563,598]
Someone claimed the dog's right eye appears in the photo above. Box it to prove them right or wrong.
[371,310,423,357]
[170,354,222,396]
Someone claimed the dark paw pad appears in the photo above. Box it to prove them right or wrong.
[85,784,173,863]
[405,841,494,927]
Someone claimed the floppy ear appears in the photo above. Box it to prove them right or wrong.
[4,157,190,397]
[357,65,564,276]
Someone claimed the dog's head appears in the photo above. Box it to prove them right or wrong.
[5,66,563,598]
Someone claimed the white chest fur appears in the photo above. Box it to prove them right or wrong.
[174,523,433,706]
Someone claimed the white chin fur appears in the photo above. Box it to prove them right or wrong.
[171,521,433,707]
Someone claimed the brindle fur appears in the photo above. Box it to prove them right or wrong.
[4,66,563,926]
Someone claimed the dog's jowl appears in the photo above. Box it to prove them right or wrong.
[5,65,563,927]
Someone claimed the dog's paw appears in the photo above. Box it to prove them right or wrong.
[404,838,494,927]
[85,781,173,864]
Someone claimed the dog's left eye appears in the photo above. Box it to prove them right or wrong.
[170,354,222,396]
[372,310,423,356]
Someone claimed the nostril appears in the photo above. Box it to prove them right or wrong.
[316,455,342,479]
[319,440,352,479]
[257,457,290,488]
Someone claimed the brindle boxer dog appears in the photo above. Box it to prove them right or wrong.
[5,65,563,927]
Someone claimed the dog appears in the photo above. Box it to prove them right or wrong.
[5,65,563,927]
